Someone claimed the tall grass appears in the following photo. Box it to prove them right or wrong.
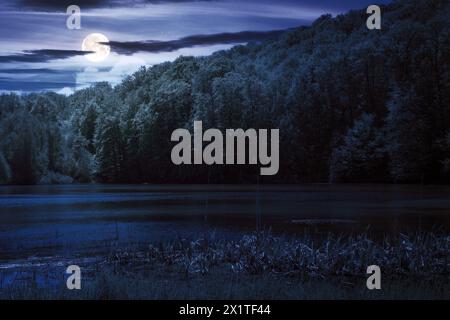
[110,230,448,279]
[1,230,448,299]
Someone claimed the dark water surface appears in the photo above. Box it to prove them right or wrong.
[0,184,449,262]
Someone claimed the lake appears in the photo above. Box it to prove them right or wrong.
[0,184,449,263]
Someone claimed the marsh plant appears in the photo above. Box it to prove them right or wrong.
[1,230,448,299]
[110,230,449,279]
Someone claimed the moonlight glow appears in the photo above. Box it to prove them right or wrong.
[81,33,110,62]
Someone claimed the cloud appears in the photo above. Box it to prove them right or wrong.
[18,0,212,10]
[0,49,92,63]
[19,0,114,10]
[76,55,147,87]
[56,86,75,95]
[0,64,79,92]
[104,30,286,54]
[0,68,74,74]
[0,80,76,91]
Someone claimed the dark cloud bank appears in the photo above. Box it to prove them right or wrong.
[104,30,286,54]
[0,49,92,63]
[19,0,211,10]
[0,30,284,63]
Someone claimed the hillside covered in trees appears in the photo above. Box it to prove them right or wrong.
[0,0,449,185]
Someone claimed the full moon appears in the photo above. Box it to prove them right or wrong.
[81,33,110,62]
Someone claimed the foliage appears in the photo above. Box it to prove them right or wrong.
[0,0,449,184]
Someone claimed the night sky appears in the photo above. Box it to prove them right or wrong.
[0,0,392,94]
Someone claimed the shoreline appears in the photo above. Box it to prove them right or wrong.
[1,230,448,299]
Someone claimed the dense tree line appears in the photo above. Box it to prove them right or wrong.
[0,0,449,184]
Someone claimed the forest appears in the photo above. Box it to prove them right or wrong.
[0,0,449,185]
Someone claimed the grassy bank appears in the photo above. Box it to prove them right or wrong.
[1,231,448,299]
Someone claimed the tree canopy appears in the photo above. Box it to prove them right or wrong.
[0,0,449,184]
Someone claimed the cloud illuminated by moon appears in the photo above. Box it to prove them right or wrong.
[81,33,110,62]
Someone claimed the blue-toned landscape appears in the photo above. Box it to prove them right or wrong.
[0,0,449,300]
[0,184,448,299]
